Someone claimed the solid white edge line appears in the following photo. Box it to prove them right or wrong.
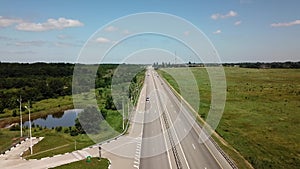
[151,70,174,169]
[164,105,191,169]
[160,72,224,169]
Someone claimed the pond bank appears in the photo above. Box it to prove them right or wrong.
[0,104,74,128]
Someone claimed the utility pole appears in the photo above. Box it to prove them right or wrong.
[17,96,22,138]
[25,101,32,155]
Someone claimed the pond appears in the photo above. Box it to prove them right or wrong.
[23,109,82,128]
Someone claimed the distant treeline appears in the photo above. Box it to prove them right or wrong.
[153,61,300,69]
[223,61,300,69]
[0,62,118,113]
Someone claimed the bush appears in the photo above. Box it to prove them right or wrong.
[55,126,62,132]
[70,129,78,136]
[12,110,18,117]
[64,128,69,133]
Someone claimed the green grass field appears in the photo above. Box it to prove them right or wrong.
[22,129,95,159]
[51,158,110,169]
[159,67,300,169]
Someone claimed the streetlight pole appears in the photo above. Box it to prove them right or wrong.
[17,96,22,138]
[25,101,32,155]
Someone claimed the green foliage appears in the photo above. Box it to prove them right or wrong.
[12,110,17,117]
[74,118,85,134]
[78,106,102,134]
[55,126,63,132]
[0,129,20,154]
[105,95,116,110]
[52,158,110,169]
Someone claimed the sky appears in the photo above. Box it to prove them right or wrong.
[0,0,299,63]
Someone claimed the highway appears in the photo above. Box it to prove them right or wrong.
[140,68,233,169]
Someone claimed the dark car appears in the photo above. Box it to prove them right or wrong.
[146,97,150,101]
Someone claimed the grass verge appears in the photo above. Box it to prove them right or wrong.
[50,158,110,169]
[0,129,21,154]
[22,129,94,159]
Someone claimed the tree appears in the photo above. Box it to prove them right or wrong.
[75,118,85,134]
[12,110,17,117]
[105,95,116,110]
[77,106,102,134]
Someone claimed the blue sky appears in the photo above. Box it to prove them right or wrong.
[0,0,299,63]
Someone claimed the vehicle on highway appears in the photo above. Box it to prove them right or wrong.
[146,97,150,101]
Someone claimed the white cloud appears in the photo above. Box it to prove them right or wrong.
[95,37,111,43]
[16,17,84,31]
[54,41,80,47]
[234,20,242,26]
[271,20,300,27]
[213,29,222,34]
[105,26,118,32]
[10,40,47,47]
[211,10,238,20]
[0,16,23,27]
[57,34,72,40]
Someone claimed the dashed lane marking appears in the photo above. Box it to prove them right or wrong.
[192,144,196,150]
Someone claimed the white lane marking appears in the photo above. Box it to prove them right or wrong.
[163,77,224,169]
[192,144,196,150]
[164,105,191,169]
[152,76,173,169]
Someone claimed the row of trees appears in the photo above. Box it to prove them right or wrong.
[224,61,300,68]
[153,61,300,69]
[0,63,119,114]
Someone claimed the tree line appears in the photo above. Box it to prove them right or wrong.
[0,63,118,114]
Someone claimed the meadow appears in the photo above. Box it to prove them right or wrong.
[159,67,300,169]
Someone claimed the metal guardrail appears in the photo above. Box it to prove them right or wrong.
[152,73,182,169]
[209,136,238,169]
[162,110,182,169]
